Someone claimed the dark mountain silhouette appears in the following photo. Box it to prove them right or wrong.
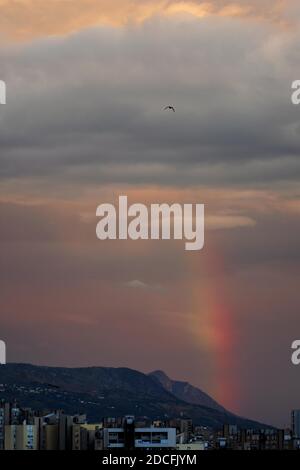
[0,363,271,429]
[149,370,226,412]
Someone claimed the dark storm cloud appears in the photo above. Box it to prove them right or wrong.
[0,17,300,187]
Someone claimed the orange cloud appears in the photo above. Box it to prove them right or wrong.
[0,0,289,42]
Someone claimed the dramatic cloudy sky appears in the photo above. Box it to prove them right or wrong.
[0,0,300,427]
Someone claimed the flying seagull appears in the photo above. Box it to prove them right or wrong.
[164,105,175,112]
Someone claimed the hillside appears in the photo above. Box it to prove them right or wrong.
[0,363,270,429]
[150,370,226,412]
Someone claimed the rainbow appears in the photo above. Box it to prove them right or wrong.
[186,243,239,413]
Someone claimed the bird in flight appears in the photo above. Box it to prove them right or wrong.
[164,105,175,112]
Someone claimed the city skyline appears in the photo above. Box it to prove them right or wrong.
[1,399,300,451]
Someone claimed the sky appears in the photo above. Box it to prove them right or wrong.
[0,0,300,428]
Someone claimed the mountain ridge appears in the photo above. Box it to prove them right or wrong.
[0,363,271,430]
[149,370,226,413]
